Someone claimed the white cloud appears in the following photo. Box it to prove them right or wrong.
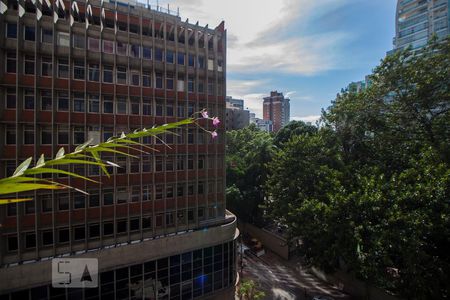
[227,79,268,118]
[158,0,351,75]
[291,115,321,123]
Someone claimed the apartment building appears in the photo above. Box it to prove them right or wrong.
[0,0,237,299]
[225,97,249,131]
[393,0,449,51]
[262,91,290,133]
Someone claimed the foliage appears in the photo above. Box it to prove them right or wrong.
[226,125,274,225]
[273,120,317,147]
[263,37,450,299]
[0,111,221,204]
[237,279,266,300]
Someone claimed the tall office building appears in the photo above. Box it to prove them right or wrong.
[263,91,290,132]
[0,0,238,299]
[393,0,449,51]
[225,97,249,131]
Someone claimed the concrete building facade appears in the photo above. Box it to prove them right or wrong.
[225,97,249,131]
[0,0,238,299]
[393,0,449,51]
[263,91,290,132]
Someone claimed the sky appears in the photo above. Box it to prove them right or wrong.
[157,0,397,123]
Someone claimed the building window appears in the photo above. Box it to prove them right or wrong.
[130,44,140,58]
[89,223,100,238]
[116,187,128,204]
[177,104,185,118]
[25,232,36,249]
[188,103,195,116]
[103,40,115,54]
[156,73,163,89]
[103,96,114,114]
[41,128,52,145]
[88,94,100,113]
[74,194,86,209]
[116,66,127,84]
[188,155,194,170]
[42,230,53,246]
[58,126,69,144]
[41,28,53,43]
[6,22,17,38]
[24,89,34,110]
[58,58,69,78]
[6,202,17,216]
[57,32,70,46]
[178,53,185,65]
[88,37,100,52]
[131,186,140,202]
[24,26,35,41]
[188,54,195,67]
[155,101,163,116]
[41,56,52,77]
[208,82,214,95]
[73,34,85,48]
[58,194,69,210]
[164,105,173,118]
[88,63,100,82]
[6,126,16,144]
[24,55,35,75]
[188,77,194,93]
[24,126,34,144]
[130,97,140,115]
[116,96,127,114]
[58,92,69,111]
[142,97,152,116]
[155,48,163,61]
[177,156,185,170]
[41,91,52,110]
[143,185,152,201]
[117,41,128,55]
[74,60,85,80]
[198,80,205,93]
[41,195,53,213]
[155,185,164,199]
[89,192,100,207]
[103,65,113,83]
[142,69,151,87]
[166,75,174,90]
[131,71,140,86]
[103,222,114,236]
[58,228,70,243]
[188,129,195,144]
[166,50,174,63]
[6,52,16,73]
[103,188,114,205]
[73,93,85,112]
[130,218,140,231]
[73,127,85,144]
[143,216,152,229]
[143,47,151,59]
[6,88,16,109]
[74,226,86,241]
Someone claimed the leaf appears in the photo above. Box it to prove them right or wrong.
[45,159,107,167]
[75,138,93,152]
[0,198,33,204]
[35,154,45,168]
[24,168,100,183]
[0,183,64,195]
[55,147,65,159]
[13,157,33,177]
[90,151,110,178]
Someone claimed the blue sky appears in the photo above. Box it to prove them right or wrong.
[157,0,397,122]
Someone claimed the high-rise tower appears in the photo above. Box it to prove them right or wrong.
[0,0,237,299]
[393,0,449,51]
[263,91,290,133]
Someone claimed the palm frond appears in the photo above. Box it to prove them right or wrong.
[0,118,195,203]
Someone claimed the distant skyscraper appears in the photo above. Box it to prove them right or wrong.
[393,0,449,51]
[263,91,290,132]
[225,97,250,130]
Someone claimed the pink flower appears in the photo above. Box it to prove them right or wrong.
[201,110,209,119]
[211,131,218,139]
[212,117,220,127]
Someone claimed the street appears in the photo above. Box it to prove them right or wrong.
[239,246,350,300]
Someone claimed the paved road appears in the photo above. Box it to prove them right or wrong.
[239,247,350,300]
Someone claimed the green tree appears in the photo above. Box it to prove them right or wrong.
[237,279,266,300]
[265,37,450,299]
[273,120,317,147]
[226,125,274,225]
